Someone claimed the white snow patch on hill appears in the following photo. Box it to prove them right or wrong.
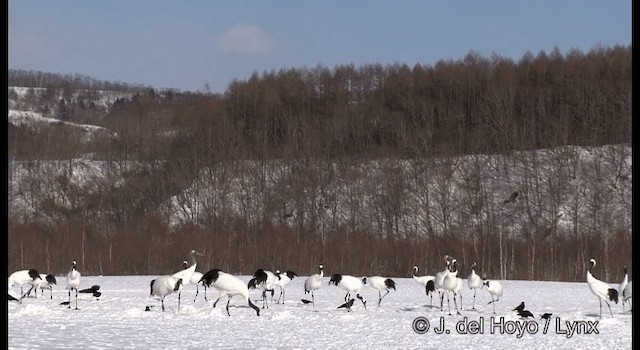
[8,109,116,141]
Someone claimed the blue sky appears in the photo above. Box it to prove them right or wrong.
[8,1,631,93]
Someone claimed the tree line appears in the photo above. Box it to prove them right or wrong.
[7,44,631,282]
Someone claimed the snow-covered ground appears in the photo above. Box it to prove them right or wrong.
[8,274,632,349]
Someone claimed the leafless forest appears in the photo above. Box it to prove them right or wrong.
[7,45,631,282]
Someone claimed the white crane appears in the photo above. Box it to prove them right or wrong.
[434,256,452,311]
[587,258,618,318]
[26,274,57,299]
[622,282,632,310]
[8,269,42,302]
[483,279,503,314]
[172,250,203,307]
[274,270,297,304]
[442,258,461,315]
[366,276,396,307]
[248,268,278,309]
[412,266,435,305]
[150,276,183,312]
[467,262,483,310]
[66,260,81,309]
[199,268,260,316]
[303,264,324,307]
[619,265,632,312]
[454,276,464,311]
[180,261,207,302]
[328,274,367,311]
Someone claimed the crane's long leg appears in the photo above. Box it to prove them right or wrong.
[453,293,460,315]
[277,287,285,304]
[357,294,366,310]
[24,286,34,299]
[599,298,602,318]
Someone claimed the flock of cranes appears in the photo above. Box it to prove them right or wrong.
[412,255,502,316]
[586,258,631,318]
[8,252,632,319]
[7,260,97,309]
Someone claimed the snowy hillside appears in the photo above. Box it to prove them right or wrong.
[8,86,134,113]
[8,143,631,241]
[8,110,116,142]
[7,84,632,281]
[161,145,631,234]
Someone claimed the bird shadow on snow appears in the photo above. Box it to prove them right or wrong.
[399,304,444,312]
[424,304,443,310]
[399,305,426,312]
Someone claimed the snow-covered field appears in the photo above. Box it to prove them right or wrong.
[8,274,632,349]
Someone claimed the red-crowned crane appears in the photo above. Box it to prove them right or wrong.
[587,258,618,318]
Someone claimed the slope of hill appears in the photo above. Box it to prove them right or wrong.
[8,109,116,142]
[7,81,631,279]
[9,86,134,116]
[8,85,631,237]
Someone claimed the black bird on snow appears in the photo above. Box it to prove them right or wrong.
[301,299,313,305]
[512,301,525,312]
[338,298,355,311]
[517,309,534,318]
[540,313,553,320]
[503,191,518,204]
[79,285,102,298]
